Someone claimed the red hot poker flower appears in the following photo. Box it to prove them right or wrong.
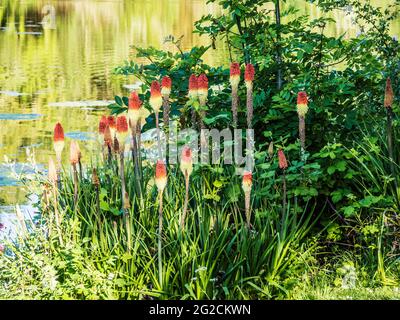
[53,122,65,159]
[116,116,128,133]
[150,81,162,112]
[161,76,172,97]
[99,116,107,134]
[155,160,167,191]
[180,146,193,177]
[230,62,240,89]
[242,171,253,193]
[129,91,142,110]
[245,64,255,82]
[188,74,198,98]
[197,74,208,104]
[278,149,288,170]
[107,116,116,129]
[230,62,240,77]
[296,91,309,117]
[54,122,64,142]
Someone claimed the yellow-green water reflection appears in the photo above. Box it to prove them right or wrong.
[0,0,398,206]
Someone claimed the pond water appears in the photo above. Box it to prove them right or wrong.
[0,0,399,224]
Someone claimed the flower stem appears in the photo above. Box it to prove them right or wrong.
[181,172,190,230]
[158,190,164,287]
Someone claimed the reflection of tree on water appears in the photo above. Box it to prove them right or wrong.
[41,5,56,29]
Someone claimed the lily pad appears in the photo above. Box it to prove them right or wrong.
[0,90,29,97]
[0,113,42,120]
[65,131,96,141]
[48,100,114,108]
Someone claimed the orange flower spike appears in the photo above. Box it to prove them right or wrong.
[104,125,112,147]
[161,76,172,98]
[230,62,241,89]
[155,160,167,192]
[197,74,209,105]
[116,115,129,149]
[180,146,193,177]
[242,171,253,193]
[384,77,394,108]
[70,141,80,166]
[297,91,309,117]
[48,158,58,185]
[244,64,255,89]
[128,91,142,125]
[53,122,65,157]
[150,81,162,112]
[188,74,198,99]
[107,115,116,138]
[99,116,107,135]
[278,149,288,170]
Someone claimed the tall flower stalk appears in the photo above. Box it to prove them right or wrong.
[92,168,100,217]
[98,115,107,161]
[278,149,288,214]
[161,76,172,163]
[53,122,65,189]
[150,81,163,159]
[296,91,309,162]
[70,140,80,210]
[242,171,253,229]
[116,115,130,213]
[197,74,209,155]
[245,64,254,129]
[128,91,143,197]
[197,74,209,128]
[48,158,63,245]
[179,146,193,230]
[384,77,395,175]
[155,160,167,286]
[230,62,240,128]
[107,116,116,141]
[104,124,113,165]
[188,74,198,129]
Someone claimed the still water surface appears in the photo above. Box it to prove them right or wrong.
[0,0,398,226]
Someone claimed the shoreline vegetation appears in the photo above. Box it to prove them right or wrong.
[1,0,400,300]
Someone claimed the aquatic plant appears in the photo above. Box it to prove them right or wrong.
[384,78,395,177]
